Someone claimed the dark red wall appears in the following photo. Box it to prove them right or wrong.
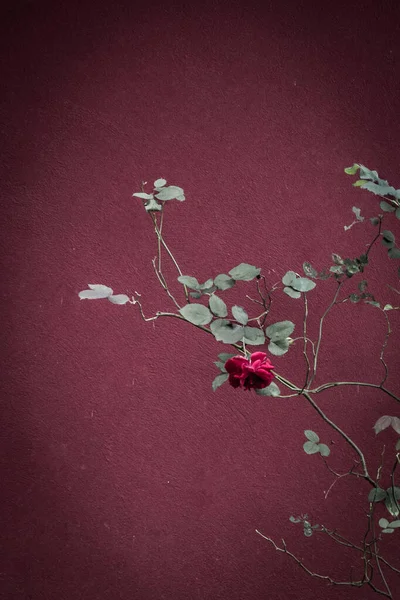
[1,1,399,598]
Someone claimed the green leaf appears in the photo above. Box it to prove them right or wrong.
[382,230,395,243]
[228,263,261,281]
[79,284,113,300]
[388,520,400,529]
[268,339,290,356]
[379,518,390,529]
[382,239,395,249]
[352,206,363,221]
[218,353,236,362]
[396,207,400,220]
[212,373,229,391]
[345,164,361,176]
[382,528,395,534]
[344,164,360,175]
[318,443,330,457]
[198,279,214,291]
[353,179,365,187]
[385,487,400,517]
[243,326,265,345]
[368,488,387,502]
[388,247,400,259]
[282,271,297,286]
[154,178,167,188]
[361,182,399,197]
[358,280,368,292]
[358,165,380,181]
[291,277,316,292]
[332,253,343,265]
[303,441,319,455]
[210,319,244,343]
[396,439,400,451]
[155,185,185,201]
[255,382,280,397]
[177,276,200,290]
[329,265,343,274]
[303,262,318,279]
[232,305,248,325]
[213,274,235,290]
[214,361,227,372]
[289,516,300,523]
[266,320,295,341]
[365,300,381,308]
[349,294,360,303]
[132,192,153,199]
[304,430,320,443]
[144,197,163,211]
[209,295,228,317]
[283,287,301,299]
[179,303,213,325]
[380,200,396,212]
[108,294,130,305]
[371,217,380,226]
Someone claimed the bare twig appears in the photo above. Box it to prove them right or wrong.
[309,281,343,386]
[309,381,400,403]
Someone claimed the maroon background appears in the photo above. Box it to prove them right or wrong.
[1,1,400,598]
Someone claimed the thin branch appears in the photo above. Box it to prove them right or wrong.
[255,532,375,591]
[310,381,400,403]
[319,527,400,575]
[378,310,391,386]
[300,293,312,391]
[149,210,189,302]
[151,258,182,310]
[365,216,383,258]
[309,281,343,386]
[301,391,376,487]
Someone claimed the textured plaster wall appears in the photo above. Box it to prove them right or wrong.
[1,1,399,599]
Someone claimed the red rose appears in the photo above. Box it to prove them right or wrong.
[225,352,274,391]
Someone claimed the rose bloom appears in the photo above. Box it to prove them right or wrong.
[225,352,274,390]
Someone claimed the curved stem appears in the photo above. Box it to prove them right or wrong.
[301,391,376,487]
[309,281,343,386]
[310,381,400,403]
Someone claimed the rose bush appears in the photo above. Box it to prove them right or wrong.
[79,165,400,598]
[225,352,274,390]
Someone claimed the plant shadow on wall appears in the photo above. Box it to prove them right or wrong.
[79,168,400,597]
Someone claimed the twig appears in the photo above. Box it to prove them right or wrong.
[300,293,312,391]
[309,281,343,386]
[309,381,400,403]
[378,310,391,387]
[255,532,374,591]
[301,391,376,487]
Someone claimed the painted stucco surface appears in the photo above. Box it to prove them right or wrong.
[1,1,399,598]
